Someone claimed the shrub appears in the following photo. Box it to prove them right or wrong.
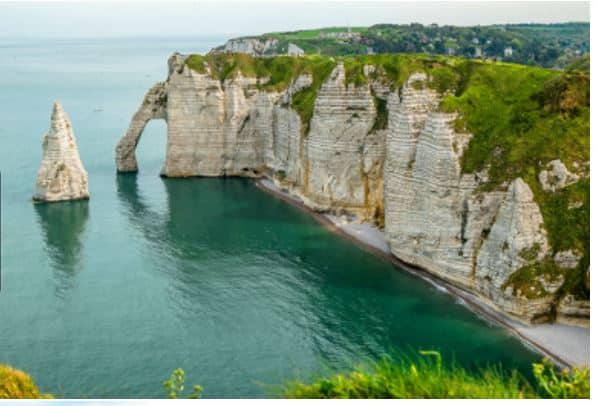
[371,97,388,132]
[533,358,590,399]
[163,368,203,399]
[0,364,51,399]
[275,170,287,181]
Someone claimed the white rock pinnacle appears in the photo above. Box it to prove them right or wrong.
[34,101,89,202]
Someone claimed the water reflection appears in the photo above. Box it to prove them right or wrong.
[115,172,149,217]
[115,174,390,368]
[34,200,89,297]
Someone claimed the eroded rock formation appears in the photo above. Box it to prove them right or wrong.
[116,54,587,325]
[34,101,89,202]
[557,294,590,327]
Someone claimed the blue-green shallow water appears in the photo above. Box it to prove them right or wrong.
[0,37,541,398]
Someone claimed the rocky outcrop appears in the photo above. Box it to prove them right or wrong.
[287,43,304,57]
[475,179,552,321]
[554,249,583,269]
[538,159,579,192]
[215,38,279,56]
[34,101,89,202]
[213,38,305,57]
[116,55,586,326]
[476,179,550,289]
[557,294,590,327]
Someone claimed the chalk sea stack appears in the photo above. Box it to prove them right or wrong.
[33,101,89,202]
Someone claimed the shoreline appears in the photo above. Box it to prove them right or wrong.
[254,178,589,369]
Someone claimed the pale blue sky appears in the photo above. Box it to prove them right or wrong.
[0,1,590,38]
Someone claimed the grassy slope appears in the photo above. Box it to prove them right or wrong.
[439,62,590,299]
[185,53,589,300]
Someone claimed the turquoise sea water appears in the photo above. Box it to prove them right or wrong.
[0,37,541,398]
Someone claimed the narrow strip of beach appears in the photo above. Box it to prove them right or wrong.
[255,178,589,368]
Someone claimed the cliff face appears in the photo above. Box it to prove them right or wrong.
[217,38,279,56]
[115,54,588,326]
[116,56,385,221]
[35,101,89,202]
[303,64,385,221]
[384,77,554,322]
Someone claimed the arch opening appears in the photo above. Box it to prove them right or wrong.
[115,81,167,173]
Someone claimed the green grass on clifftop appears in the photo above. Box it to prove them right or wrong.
[186,53,464,126]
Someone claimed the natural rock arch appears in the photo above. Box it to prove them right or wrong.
[115,82,168,172]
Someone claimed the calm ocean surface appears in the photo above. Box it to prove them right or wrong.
[0,37,540,398]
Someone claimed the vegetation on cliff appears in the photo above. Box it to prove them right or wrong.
[185,53,458,126]
[185,52,589,301]
[439,62,589,300]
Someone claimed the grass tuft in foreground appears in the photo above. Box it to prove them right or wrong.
[0,364,52,399]
[282,352,589,399]
[163,368,203,399]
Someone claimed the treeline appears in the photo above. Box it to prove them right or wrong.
[238,22,588,69]
[363,23,588,68]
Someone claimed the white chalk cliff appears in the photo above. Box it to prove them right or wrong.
[217,37,279,56]
[116,54,587,325]
[34,101,89,202]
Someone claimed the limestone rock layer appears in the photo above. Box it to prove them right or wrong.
[115,55,585,325]
[34,101,89,202]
